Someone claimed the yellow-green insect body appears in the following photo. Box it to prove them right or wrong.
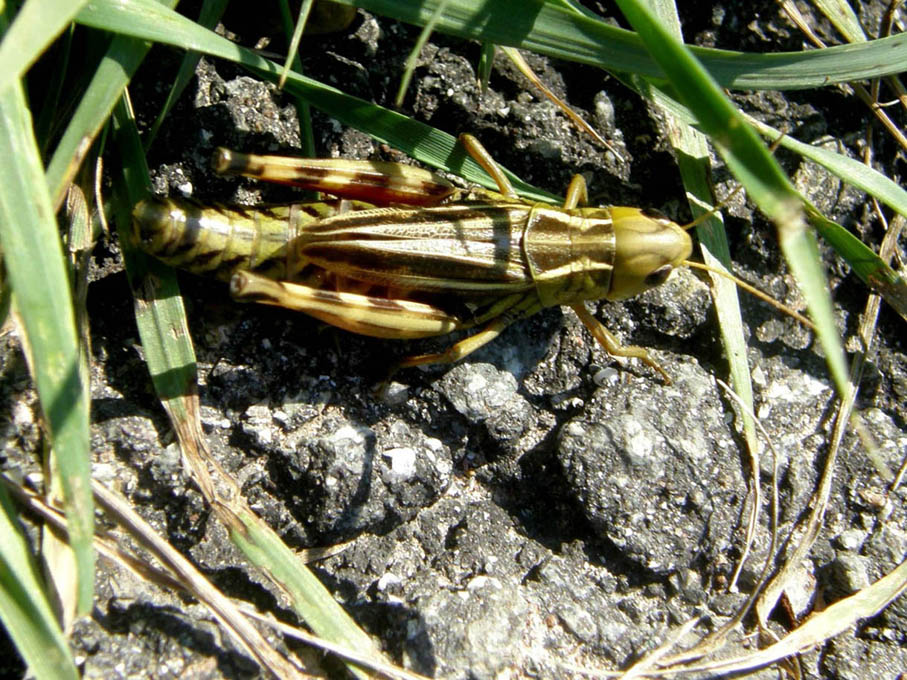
[133,135,692,380]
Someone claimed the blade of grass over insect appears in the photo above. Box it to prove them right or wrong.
[112,98,384,679]
[0,70,94,613]
[0,485,80,680]
[641,0,759,589]
[74,0,558,203]
[0,0,89,95]
[144,0,230,151]
[613,0,849,396]
[333,0,907,90]
[45,0,181,209]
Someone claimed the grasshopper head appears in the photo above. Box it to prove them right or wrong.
[608,207,692,300]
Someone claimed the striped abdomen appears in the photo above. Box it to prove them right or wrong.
[131,196,373,283]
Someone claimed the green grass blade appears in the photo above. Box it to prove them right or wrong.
[336,0,907,90]
[811,0,867,42]
[646,92,907,321]
[642,0,758,474]
[0,77,94,613]
[0,0,89,94]
[0,484,79,680]
[612,0,850,396]
[276,0,312,90]
[276,0,315,159]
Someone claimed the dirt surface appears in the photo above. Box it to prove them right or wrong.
[2,1,906,678]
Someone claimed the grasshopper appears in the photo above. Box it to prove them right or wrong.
[133,134,694,382]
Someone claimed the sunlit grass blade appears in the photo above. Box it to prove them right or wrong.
[0,485,79,680]
[276,0,315,159]
[0,73,94,614]
[335,0,907,89]
[685,558,907,675]
[0,0,89,95]
[648,92,907,321]
[394,0,448,108]
[613,0,850,396]
[277,0,312,90]
[811,0,867,42]
[641,0,759,590]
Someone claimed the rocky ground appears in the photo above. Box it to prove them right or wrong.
[1,1,906,678]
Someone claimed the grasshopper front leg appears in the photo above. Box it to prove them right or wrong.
[570,303,672,384]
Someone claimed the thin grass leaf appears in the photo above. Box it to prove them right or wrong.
[276,0,316,159]
[0,69,94,614]
[682,558,907,675]
[74,0,559,203]
[333,0,907,90]
[91,480,312,678]
[646,91,907,321]
[394,0,449,108]
[811,0,868,42]
[277,0,313,90]
[0,485,79,680]
[641,0,759,592]
[613,0,850,396]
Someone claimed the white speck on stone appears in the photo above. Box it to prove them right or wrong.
[593,367,620,386]
[836,529,866,551]
[377,572,402,591]
[383,447,417,479]
[331,424,368,447]
[177,181,193,196]
[624,420,654,461]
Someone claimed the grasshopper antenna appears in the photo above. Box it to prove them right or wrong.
[683,259,815,331]
[681,183,746,231]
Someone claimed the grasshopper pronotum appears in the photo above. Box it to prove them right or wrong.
[133,134,694,382]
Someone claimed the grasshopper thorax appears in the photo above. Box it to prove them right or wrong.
[607,207,692,300]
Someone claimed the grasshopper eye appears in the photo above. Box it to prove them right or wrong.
[644,265,673,288]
